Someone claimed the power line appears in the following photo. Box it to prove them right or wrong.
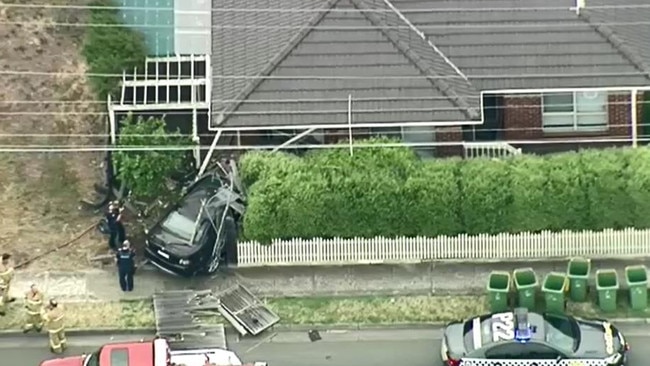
[2,69,649,80]
[4,2,650,13]
[1,91,645,105]
[2,19,650,31]
[0,121,645,139]
[0,136,646,153]
[0,99,647,116]
[2,95,488,104]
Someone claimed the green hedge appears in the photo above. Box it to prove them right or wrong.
[241,142,650,243]
[82,0,147,100]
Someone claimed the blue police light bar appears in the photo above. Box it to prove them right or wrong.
[514,308,532,343]
[515,328,532,342]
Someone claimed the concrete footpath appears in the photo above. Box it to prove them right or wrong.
[8,258,650,302]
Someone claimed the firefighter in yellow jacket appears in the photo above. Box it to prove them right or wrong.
[42,299,66,354]
[23,284,44,333]
[0,253,16,305]
[0,282,5,316]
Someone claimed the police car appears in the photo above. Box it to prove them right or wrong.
[441,308,629,366]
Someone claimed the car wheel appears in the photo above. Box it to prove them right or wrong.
[204,214,236,274]
[97,218,110,235]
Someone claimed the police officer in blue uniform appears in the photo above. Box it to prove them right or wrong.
[115,240,136,292]
[106,201,125,251]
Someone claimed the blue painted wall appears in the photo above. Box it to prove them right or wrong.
[117,0,175,56]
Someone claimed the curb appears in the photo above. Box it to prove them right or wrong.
[2,318,650,337]
[0,323,444,337]
[607,318,650,324]
[0,327,156,338]
[269,322,447,332]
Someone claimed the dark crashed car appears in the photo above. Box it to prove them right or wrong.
[144,172,245,276]
[442,308,629,366]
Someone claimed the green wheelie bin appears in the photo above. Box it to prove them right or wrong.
[567,258,591,302]
[542,272,567,314]
[596,269,619,313]
[487,271,511,313]
[625,265,648,311]
[513,268,538,310]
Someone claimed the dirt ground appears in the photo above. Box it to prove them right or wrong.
[0,1,109,271]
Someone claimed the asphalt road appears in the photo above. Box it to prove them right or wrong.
[5,326,650,366]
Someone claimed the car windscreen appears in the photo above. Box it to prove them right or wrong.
[160,188,212,244]
[84,350,100,366]
[161,211,196,243]
[544,314,579,353]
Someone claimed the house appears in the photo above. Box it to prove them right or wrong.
[108,0,650,165]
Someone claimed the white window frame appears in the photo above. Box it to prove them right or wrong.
[541,91,608,133]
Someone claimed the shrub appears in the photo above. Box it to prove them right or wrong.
[579,148,632,230]
[239,151,302,187]
[625,148,650,227]
[459,158,512,235]
[403,159,463,237]
[541,152,588,231]
[114,114,193,200]
[241,143,650,242]
[508,155,550,233]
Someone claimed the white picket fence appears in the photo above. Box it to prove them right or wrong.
[236,228,650,267]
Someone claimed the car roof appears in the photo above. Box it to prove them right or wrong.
[99,342,154,366]
[463,311,548,351]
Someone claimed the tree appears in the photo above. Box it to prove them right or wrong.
[114,114,193,200]
[82,0,147,100]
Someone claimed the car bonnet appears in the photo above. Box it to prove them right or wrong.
[575,320,622,358]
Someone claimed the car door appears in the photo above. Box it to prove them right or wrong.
[521,342,569,360]
[484,342,568,360]
[484,342,529,359]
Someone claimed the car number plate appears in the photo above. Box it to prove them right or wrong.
[157,250,170,259]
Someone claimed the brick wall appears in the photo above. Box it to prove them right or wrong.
[435,126,463,157]
[608,93,644,137]
[503,93,644,140]
[502,96,543,140]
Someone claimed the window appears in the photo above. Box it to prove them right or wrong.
[542,91,608,132]
[110,349,129,366]
[485,343,563,360]
[484,343,529,359]
[84,350,101,366]
[161,211,196,242]
[544,314,580,353]
[369,126,435,159]
[402,126,435,158]
[369,127,401,139]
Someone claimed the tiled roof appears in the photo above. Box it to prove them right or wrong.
[581,0,650,77]
[211,0,325,113]
[211,0,650,129]
[212,0,481,128]
[393,0,650,90]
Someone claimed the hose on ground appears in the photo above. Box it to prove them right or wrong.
[15,220,100,269]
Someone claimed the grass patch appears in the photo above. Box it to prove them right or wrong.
[267,295,489,324]
[0,300,155,330]
[566,289,650,319]
[2,292,650,331]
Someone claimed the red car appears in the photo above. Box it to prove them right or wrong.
[40,338,266,366]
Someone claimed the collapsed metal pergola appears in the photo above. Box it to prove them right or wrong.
[107,54,211,167]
